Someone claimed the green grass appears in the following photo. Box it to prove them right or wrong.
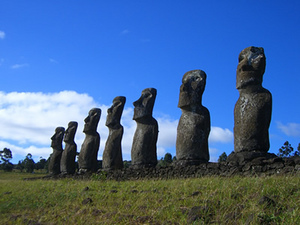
[0,172,299,224]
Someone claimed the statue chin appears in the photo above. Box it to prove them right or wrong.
[83,124,96,134]
[236,77,262,90]
[106,121,119,129]
[178,93,190,109]
[133,109,150,121]
[51,142,62,150]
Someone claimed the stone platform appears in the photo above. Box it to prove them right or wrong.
[95,156,300,181]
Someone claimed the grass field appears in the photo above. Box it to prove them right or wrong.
[0,172,299,224]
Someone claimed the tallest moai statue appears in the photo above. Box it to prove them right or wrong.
[234,46,272,153]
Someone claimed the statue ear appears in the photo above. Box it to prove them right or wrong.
[115,101,123,108]
[142,92,151,106]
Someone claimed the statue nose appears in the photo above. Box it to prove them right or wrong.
[84,116,90,123]
[133,98,142,107]
[241,64,252,71]
[191,81,198,90]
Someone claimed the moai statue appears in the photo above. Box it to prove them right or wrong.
[48,127,65,175]
[60,121,78,175]
[78,108,101,173]
[176,70,211,165]
[234,46,272,153]
[131,88,158,168]
[102,96,126,170]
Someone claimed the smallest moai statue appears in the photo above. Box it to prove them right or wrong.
[48,127,65,175]
[78,108,101,174]
[102,96,126,170]
[60,121,78,175]
[176,70,211,165]
[131,88,158,168]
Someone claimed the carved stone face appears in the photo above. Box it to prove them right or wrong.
[51,127,65,149]
[64,121,78,143]
[236,46,266,89]
[178,70,206,109]
[83,108,101,134]
[106,96,126,128]
[133,88,157,121]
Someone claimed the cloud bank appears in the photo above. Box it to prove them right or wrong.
[0,91,233,163]
[209,127,233,143]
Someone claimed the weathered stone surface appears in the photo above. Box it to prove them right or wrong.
[176,70,210,165]
[60,121,78,174]
[234,46,272,153]
[78,108,101,173]
[227,151,277,166]
[131,88,158,168]
[48,127,65,175]
[102,96,126,170]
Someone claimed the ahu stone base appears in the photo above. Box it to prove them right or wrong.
[96,156,300,181]
[42,156,300,181]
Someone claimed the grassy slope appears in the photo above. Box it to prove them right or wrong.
[0,172,299,224]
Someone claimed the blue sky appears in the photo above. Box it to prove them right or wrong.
[0,1,299,164]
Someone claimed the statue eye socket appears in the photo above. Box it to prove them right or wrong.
[143,92,150,98]
[114,101,122,108]
[239,55,244,62]
[195,76,201,82]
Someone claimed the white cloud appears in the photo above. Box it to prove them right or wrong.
[0,58,4,66]
[156,117,178,157]
[49,58,58,64]
[208,147,219,162]
[0,91,234,164]
[119,108,136,157]
[157,147,166,158]
[277,121,300,137]
[209,127,233,143]
[120,29,129,35]
[0,31,5,39]
[11,63,29,69]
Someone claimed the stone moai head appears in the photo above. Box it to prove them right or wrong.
[64,121,78,144]
[178,70,207,110]
[83,108,101,134]
[236,46,266,89]
[133,88,157,121]
[51,127,65,149]
[106,96,126,128]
